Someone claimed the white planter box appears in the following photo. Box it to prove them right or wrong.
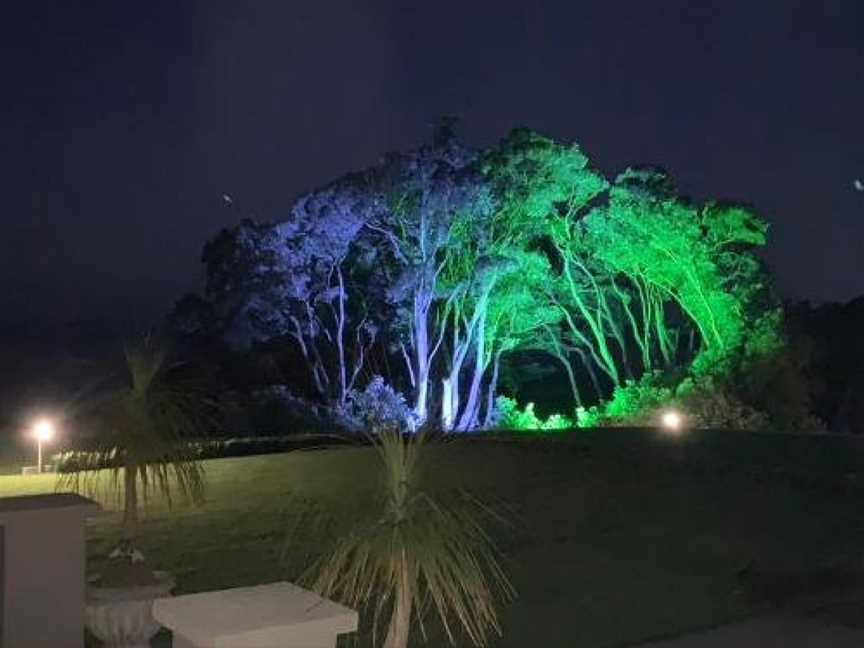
[0,493,100,648]
[153,581,358,648]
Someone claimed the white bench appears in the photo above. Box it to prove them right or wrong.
[153,581,358,648]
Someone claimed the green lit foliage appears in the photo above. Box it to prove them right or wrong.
[494,396,573,432]
[575,372,674,427]
[434,127,606,430]
[585,168,776,379]
[573,372,777,432]
[477,253,562,426]
[480,128,607,233]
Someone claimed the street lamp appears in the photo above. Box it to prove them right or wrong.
[32,419,54,474]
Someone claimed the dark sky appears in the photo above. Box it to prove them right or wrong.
[3,0,863,328]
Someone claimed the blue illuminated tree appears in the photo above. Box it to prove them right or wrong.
[201,174,385,408]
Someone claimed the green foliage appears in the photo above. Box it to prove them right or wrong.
[576,373,674,427]
[572,373,770,431]
[483,252,561,355]
[481,128,607,231]
[585,172,776,379]
[494,396,573,432]
[743,309,785,359]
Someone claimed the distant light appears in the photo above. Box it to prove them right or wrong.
[854,179,864,192]
[33,419,55,442]
[661,410,683,432]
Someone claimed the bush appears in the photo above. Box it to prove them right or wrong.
[343,375,419,432]
[577,373,673,427]
[493,396,573,432]
[675,377,768,431]
[576,371,781,432]
[54,434,357,472]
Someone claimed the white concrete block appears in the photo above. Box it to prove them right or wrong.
[0,493,100,648]
[153,581,358,648]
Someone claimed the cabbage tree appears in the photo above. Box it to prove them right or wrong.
[59,336,215,545]
[301,430,513,648]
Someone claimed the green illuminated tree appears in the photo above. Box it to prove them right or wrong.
[433,128,604,430]
[585,168,774,376]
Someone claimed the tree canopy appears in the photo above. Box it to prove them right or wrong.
[174,123,781,431]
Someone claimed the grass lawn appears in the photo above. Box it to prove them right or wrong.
[2,432,864,647]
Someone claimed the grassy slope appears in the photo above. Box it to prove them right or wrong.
[2,434,863,647]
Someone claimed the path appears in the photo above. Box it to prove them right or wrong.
[640,593,864,647]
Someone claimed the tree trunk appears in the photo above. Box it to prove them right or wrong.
[482,350,504,428]
[564,260,620,387]
[334,266,348,405]
[652,293,675,368]
[559,353,582,408]
[413,306,431,423]
[441,376,455,430]
[575,347,603,401]
[122,463,139,543]
[384,554,413,648]
[442,332,469,431]
[456,310,487,432]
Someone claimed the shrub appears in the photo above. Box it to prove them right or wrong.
[493,396,573,432]
[54,434,357,472]
[577,373,674,427]
[675,377,768,430]
[576,372,776,432]
[344,375,419,432]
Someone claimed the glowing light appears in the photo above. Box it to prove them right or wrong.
[30,418,55,474]
[661,410,683,431]
[33,419,55,442]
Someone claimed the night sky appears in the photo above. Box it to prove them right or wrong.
[3,0,863,328]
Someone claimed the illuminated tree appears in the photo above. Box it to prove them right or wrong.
[186,126,783,432]
[481,128,645,400]
[201,175,384,407]
[364,126,484,424]
[585,167,774,376]
[431,128,601,430]
[477,252,561,426]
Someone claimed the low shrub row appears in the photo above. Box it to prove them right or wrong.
[53,433,361,473]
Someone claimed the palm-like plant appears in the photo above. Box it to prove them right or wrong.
[59,335,214,546]
[300,429,514,648]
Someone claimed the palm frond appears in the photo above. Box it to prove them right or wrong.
[301,428,514,647]
[57,335,218,536]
